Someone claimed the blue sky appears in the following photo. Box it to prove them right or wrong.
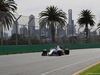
[15,0,100,24]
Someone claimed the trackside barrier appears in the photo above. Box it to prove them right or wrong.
[0,44,100,55]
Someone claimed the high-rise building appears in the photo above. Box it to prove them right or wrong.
[39,21,51,38]
[28,15,35,37]
[66,9,76,36]
[41,26,47,37]
[68,9,72,25]
[20,25,28,36]
[56,28,65,37]
[11,21,19,35]
[4,32,8,38]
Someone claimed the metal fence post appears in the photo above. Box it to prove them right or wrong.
[14,15,22,45]
[39,26,41,44]
[28,25,31,45]
[72,24,76,44]
[78,26,82,37]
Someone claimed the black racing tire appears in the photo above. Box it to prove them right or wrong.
[64,49,70,55]
[57,50,63,56]
[41,50,47,56]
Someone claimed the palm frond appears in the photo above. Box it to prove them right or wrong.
[77,9,95,26]
[0,0,17,29]
[39,6,67,42]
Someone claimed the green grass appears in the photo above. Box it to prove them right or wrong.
[80,63,100,75]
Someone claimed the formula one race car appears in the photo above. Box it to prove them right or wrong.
[41,45,70,56]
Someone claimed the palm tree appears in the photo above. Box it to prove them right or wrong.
[97,21,100,28]
[39,6,67,43]
[0,0,17,45]
[0,0,17,29]
[97,21,100,35]
[77,9,95,42]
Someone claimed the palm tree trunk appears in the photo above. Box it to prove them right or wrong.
[51,22,55,43]
[85,24,88,43]
[57,26,59,44]
[1,23,3,46]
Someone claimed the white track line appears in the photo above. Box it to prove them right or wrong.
[41,56,100,75]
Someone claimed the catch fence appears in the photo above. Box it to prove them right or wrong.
[0,11,100,45]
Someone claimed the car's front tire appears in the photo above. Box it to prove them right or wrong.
[64,49,70,55]
[57,50,63,56]
[41,49,47,56]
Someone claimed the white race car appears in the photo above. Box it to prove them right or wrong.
[41,45,70,56]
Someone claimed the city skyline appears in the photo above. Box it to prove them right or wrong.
[16,0,100,24]
[4,9,98,37]
[1,9,99,39]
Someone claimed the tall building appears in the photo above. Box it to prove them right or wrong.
[41,26,47,37]
[68,9,72,25]
[4,32,8,38]
[20,25,28,36]
[67,9,76,36]
[28,15,35,37]
[39,21,51,39]
[11,21,19,35]
[56,28,65,37]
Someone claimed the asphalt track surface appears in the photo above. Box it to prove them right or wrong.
[0,48,100,75]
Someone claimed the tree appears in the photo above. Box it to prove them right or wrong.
[97,21,100,35]
[77,9,95,42]
[39,6,67,43]
[0,0,17,45]
[0,0,17,29]
[97,21,100,28]
[18,34,28,45]
[31,35,40,44]
[8,34,28,45]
